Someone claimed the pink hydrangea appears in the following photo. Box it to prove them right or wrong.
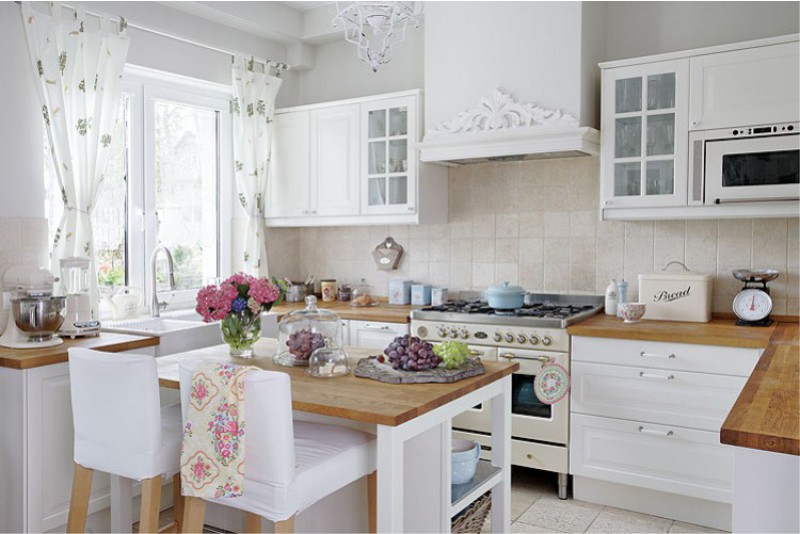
[248,277,280,305]
[195,283,238,322]
[196,272,281,321]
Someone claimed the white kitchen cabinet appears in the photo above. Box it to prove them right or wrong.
[266,90,448,227]
[601,59,690,209]
[570,336,762,531]
[349,320,408,350]
[689,42,800,131]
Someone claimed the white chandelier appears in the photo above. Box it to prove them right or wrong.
[333,2,422,72]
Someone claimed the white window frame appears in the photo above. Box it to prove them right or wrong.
[123,65,233,313]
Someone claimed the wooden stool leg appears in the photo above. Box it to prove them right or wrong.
[274,515,295,534]
[172,473,183,533]
[367,470,377,534]
[181,496,206,534]
[245,512,262,533]
[139,476,163,533]
[67,463,94,533]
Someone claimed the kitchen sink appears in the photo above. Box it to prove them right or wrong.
[102,316,222,356]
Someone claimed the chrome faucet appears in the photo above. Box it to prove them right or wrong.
[150,246,176,317]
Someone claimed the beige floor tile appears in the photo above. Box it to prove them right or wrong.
[585,507,672,533]
[512,521,561,533]
[517,496,602,533]
[669,520,728,533]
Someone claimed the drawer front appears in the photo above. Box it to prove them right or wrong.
[572,362,747,431]
[572,336,760,376]
[570,414,732,503]
[452,430,569,473]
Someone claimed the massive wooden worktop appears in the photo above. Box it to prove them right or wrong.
[272,299,417,323]
[569,314,799,456]
[0,333,159,370]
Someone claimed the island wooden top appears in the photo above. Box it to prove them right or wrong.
[567,314,776,349]
[156,338,518,427]
[0,333,159,370]
[721,323,799,456]
[272,299,417,324]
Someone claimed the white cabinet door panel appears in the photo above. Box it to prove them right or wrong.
[269,111,310,217]
[571,361,747,431]
[570,413,733,503]
[311,104,360,216]
[349,320,408,350]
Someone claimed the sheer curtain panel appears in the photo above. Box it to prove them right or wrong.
[22,2,129,317]
[231,54,283,276]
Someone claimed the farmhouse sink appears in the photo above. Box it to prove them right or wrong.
[102,316,221,356]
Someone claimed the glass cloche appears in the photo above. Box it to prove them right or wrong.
[306,341,351,378]
[274,295,343,367]
[350,278,377,307]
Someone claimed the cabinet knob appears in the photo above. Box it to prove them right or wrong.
[407,207,414,212]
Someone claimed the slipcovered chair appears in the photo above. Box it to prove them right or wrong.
[67,348,183,533]
[178,362,377,533]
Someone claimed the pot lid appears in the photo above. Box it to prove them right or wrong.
[484,282,525,296]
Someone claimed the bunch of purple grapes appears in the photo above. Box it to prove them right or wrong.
[377,335,441,371]
[286,328,325,361]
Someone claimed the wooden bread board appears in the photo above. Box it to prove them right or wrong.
[354,356,485,384]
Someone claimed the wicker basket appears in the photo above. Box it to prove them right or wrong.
[451,492,492,534]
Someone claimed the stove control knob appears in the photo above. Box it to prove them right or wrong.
[450,328,459,339]
[504,333,514,343]
[517,334,527,344]
[437,327,448,338]
[494,332,502,342]
[542,335,553,346]
[417,326,428,338]
[460,329,470,339]
[529,335,540,345]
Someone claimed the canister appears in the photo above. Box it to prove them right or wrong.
[321,279,337,302]
[411,284,432,306]
[388,279,413,305]
[431,287,448,306]
[638,261,713,322]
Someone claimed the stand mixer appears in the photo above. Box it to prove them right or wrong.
[58,257,100,338]
[0,266,66,349]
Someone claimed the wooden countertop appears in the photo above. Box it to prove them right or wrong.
[156,338,519,427]
[721,323,799,456]
[568,314,798,456]
[272,299,418,324]
[567,314,776,349]
[0,333,159,370]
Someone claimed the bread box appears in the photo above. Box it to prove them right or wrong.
[638,261,713,322]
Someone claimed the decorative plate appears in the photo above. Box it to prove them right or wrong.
[533,360,570,404]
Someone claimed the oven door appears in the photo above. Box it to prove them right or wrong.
[453,348,570,446]
[704,133,799,204]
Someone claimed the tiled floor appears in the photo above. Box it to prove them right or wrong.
[492,467,727,534]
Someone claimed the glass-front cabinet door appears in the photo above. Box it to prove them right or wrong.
[361,96,417,215]
[602,59,689,208]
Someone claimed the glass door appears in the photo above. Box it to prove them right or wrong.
[603,59,689,208]
[362,96,417,214]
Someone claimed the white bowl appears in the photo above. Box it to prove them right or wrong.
[452,439,480,484]
[618,302,646,323]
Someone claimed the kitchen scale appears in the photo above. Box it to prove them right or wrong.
[731,269,780,327]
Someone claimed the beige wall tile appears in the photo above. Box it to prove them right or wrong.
[495,263,520,285]
[625,221,654,238]
[449,261,472,291]
[654,237,685,268]
[595,236,624,268]
[624,236,654,267]
[655,220,686,238]
[519,212,544,238]
[571,237,596,266]
[473,239,496,263]
[718,237,752,267]
[429,239,450,262]
[570,264,595,293]
[544,263,570,292]
[686,236,718,267]
[544,238,570,264]
[496,238,519,263]
[519,263,543,291]
[543,211,571,238]
[519,238,544,265]
[429,262,449,287]
[473,262,495,288]
[718,218,753,238]
[450,238,473,262]
[570,211,597,238]
[472,214,496,238]
[496,213,519,238]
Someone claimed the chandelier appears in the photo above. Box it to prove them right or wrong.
[333,2,422,72]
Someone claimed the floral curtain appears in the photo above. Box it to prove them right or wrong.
[231,54,283,276]
[22,2,129,318]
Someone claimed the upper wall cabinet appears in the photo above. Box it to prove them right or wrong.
[600,35,800,220]
[267,90,448,227]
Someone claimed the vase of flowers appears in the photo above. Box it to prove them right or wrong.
[196,273,283,358]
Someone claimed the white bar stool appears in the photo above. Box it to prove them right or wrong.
[67,348,184,533]
[178,362,377,533]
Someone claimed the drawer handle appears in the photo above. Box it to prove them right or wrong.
[500,353,515,360]
[640,351,675,359]
[638,426,674,437]
[469,350,484,357]
[639,371,675,380]
[363,325,391,331]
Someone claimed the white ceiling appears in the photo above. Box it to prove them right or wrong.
[279,1,332,11]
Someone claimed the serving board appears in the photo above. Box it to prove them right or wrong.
[354,356,485,384]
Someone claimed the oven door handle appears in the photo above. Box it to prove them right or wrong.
[469,350,485,357]
[499,353,551,365]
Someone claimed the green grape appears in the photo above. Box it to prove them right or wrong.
[433,341,471,370]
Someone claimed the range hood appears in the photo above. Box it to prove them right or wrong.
[419,88,600,166]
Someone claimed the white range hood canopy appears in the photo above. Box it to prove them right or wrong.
[419,88,600,165]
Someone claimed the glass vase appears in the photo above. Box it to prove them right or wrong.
[221,311,261,358]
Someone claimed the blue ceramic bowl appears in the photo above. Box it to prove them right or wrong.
[452,439,480,484]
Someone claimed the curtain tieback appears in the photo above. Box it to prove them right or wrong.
[66,206,91,215]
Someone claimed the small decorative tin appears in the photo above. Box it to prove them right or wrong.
[321,279,337,302]
[431,287,448,306]
[337,283,351,302]
[388,279,413,305]
[411,284,432,306]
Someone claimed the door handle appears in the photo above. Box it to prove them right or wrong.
[363,324,391,331]
[639,371,675,380]
[638,426,674,437]
[640,351,675,359]
[499,352,515,360]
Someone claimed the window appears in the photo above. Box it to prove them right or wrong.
[45,67,232,316]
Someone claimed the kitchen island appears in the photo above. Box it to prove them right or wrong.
[156,338,518,533]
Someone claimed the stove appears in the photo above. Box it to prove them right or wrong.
[409,292,603,500]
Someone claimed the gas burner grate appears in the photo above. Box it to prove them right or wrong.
[422,301,597,319]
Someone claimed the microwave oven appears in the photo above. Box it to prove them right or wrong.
[688,122,799,205]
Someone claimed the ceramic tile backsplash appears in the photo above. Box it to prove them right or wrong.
[0,217,49,332]
[275,157,800,315]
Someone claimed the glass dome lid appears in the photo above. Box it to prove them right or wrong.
[274,295,343,367]
[307,342,351,378]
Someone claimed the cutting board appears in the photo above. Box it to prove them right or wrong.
[354,356,485,384]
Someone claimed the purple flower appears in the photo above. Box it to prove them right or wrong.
[231,297,248,313]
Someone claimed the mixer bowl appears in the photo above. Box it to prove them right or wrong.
[12,296,66,341]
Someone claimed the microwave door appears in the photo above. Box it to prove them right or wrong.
[704,135,800,204]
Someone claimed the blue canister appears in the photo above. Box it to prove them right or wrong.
[411,284,432,306]
[616,279,629,317]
